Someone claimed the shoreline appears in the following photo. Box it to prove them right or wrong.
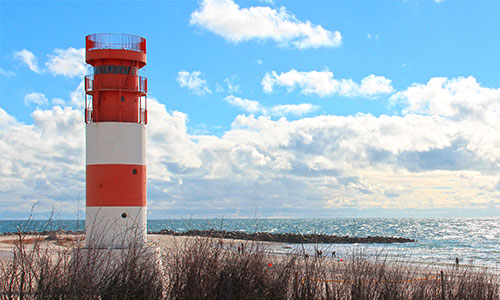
[1,232,499,275]
[0,229,416,244]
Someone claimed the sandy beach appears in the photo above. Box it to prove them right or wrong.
[0,232,285,261]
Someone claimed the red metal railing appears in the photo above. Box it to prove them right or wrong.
[84,94,147,125]
[85,75,93,93]
[139,77,147,94]
[139,96,148,124]
[86,33,146,53]
[85,94,93,124]
[84,75,147,94]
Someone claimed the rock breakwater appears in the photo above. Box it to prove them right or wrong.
[151,229,416,244]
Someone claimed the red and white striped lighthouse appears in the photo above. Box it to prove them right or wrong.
[84,33,148,248]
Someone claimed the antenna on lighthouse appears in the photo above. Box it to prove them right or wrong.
[84,33,148,249]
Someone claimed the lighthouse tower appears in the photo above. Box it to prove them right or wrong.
[84,33,147,248]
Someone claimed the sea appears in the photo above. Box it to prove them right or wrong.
[1,217,499,271]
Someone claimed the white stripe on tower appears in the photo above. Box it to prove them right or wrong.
[86,122,147,248]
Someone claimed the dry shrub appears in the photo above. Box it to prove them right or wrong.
[164,238,294,300]
[0,231,165,300]
[1,233,499,300]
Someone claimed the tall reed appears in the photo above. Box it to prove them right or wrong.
[1,232,498,299]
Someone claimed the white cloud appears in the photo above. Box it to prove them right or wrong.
[262,69,394,98]
[0,67,15,77]
[177,70,212,96]
[390,76,500,163]
[14,48,87,78]
[14,49,41,73]
[224,76,241,94]
[270,103,317,117]
[24,92,48,106]
[45,48,86,78]
[0,105,84,217]
[22,81,84,109]
[52,98,66,106]
[2,76,500,218]
[0,108,16,128]
[224,95,317,116]
[359,74,395,95]
[70,81,85,109]
[262,69,337,96]
[390,76,500,121]
[147,98,203,183]
[190,0,341,49]
[224,95,262,113]
[215,82,224,93]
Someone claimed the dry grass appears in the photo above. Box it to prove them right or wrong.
[1,232,499,300]
[0,231,164,300]
[1,238,45,245]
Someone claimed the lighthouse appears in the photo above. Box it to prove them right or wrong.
[84,33,148,248]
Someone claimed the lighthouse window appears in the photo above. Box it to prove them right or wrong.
[94,65,131,75]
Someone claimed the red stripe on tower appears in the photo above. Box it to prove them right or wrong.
[84,33,148,248]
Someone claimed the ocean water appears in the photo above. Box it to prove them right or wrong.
[1,217,499,270]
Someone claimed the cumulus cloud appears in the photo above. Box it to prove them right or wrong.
[14,48,87,78]
[224,95,317,117]
[45,48,86,78]
[359,74,395,95]
[22,81,84,109]
[262,69,394,98]
[391,76,500,164]
[14,49,41,73]
[24,92,48,106]
[224,95,261,113]
[391,76,500,122]
[270,104,317,117]
[147,98,203,179]
[2,76,500,218]
[190,0,341,49]
[70,81,85,109]
[0,108,16,128]
[177,70,212,96]
[0,105,84,217]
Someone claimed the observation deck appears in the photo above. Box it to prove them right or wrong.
[86,33,146,66]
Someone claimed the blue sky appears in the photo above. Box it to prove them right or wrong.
[1,0,500,219]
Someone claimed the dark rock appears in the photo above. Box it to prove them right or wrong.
[149,229,416,244]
